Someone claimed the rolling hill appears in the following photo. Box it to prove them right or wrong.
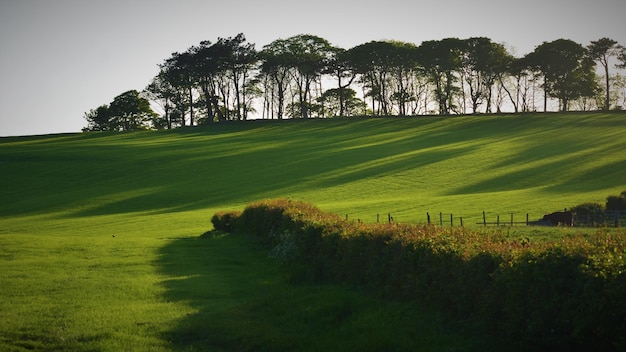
[1,111,625,351]
[2,112,625,226]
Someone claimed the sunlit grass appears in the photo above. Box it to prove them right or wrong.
[1,112,625,350]
[3,113,625,221]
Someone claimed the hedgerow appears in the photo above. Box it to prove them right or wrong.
[216,199,626,351]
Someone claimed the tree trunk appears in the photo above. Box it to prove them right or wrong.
[338,75,345,117]
[188,86,194,126]
[202,84,214,124]
[604,63,610,110]
[166,101,171,129]
[485,85,493,113]
[277,80,284,120]
[233,70,243,121]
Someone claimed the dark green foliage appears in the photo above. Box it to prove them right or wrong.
[606,190,626,211]
[211,211,242,232]
[571,202,607,225]
[571,191,626,227]
[525,39,597,111]
[217,199,626,351]
[83,90,157,132]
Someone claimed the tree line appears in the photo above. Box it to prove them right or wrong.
[83,34,626,132]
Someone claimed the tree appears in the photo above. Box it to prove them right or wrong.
[386,41,421,116]
[527,39,596,111]
[460,37,513,113]
[259,38,293,119]
[346,41,398,115]
[82,105,112,132]
[108,90,157,131]
[144,70,177,129]
[317,87,366,116]
[588,38,624,110]
[189,35,259,123]
[417,38,464,115]
[500,55,535,113]
[283,34,336,118]
[189,40,223,123]
[220,34,258,120]
[324,48,357,117]
[83,90,157,132]
[159,50,198,126]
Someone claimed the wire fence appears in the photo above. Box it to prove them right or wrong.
[345,210,626,228]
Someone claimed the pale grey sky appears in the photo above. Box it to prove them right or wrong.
[1,0,624,136]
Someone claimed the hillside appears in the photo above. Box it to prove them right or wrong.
[2,112,625,226]
[1,112,626,351]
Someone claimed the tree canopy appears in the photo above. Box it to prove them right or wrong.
[527,39,597,112]
[83,34,626,132]
[83,90,157,132]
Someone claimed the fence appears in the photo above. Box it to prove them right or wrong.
[345,210,626,228]
[428,211,532,227]
[574,210,626,228]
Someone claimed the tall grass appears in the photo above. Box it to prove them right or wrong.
[1,112,625,350]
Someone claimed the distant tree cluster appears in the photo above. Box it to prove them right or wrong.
[83,90,157,132]
[84,34,626,131]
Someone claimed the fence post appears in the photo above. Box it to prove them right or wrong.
[460,217,463,227]
[388,213,392,224]
[440,212,443,226]
[427,212,431,225]
[497,215,500,226]
[483,211,487,226]
[450,213,453,226]
[526,213,529,225]
[511,213,514,226]
[377,214,380,223]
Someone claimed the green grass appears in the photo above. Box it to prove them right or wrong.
[0,221,482,351]
[1,112,625,350]
[3,113,625,222]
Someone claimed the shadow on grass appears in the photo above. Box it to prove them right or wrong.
[5,114,625,220]
[154,233,491,351]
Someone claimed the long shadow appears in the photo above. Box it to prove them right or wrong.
[154,233,285,351]
[450,140,626,196]
[3,117,475,218]
[5,114,624,219]
[154,233,488,351]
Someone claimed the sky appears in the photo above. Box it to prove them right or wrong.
[1,0,625,137]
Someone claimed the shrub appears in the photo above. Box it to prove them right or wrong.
[606,190,626,211]
[571,202,606,226]
[210,211,242,232]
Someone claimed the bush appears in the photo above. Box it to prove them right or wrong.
[606,190,626,211]
[210,211,242,232]
[218,199,626,351]
[571,202,606,226]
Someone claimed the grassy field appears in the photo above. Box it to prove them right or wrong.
[1,112,625,350]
